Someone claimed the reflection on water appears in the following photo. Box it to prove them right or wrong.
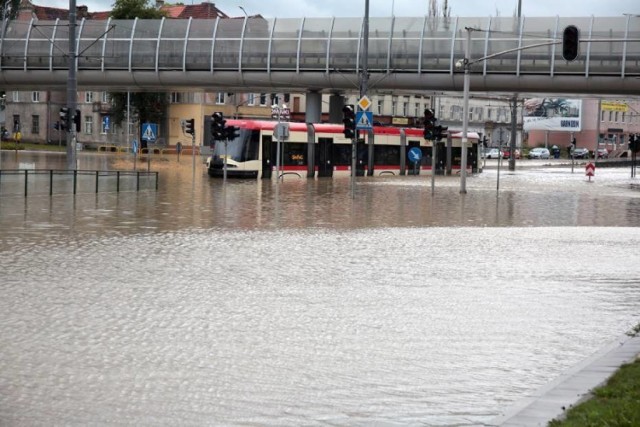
[1,152,640,426]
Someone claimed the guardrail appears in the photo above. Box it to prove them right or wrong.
[0,169,159,197]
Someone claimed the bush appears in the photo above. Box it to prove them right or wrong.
[0,142,25,150]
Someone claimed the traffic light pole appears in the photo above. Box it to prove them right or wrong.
[66,0,77,170]
[191,132,196,180]
[351,0,369,198]
[460,27,471,194]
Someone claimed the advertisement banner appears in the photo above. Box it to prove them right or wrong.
[601,101,628,112]
[523,98,582,132]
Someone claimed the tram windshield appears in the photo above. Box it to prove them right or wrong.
[211,129,259,162]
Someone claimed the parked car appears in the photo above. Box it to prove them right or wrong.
[503,148,521,159]
[596,148,609,158]
[572,147,590,159]
[484,148,503,159]
[527,148,551,159]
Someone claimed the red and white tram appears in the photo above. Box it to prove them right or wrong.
[206,119,479,179]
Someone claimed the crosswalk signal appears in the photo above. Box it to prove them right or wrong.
[630,134,639,153]
[562,25,579,62]
[434,125,448,142]
[211,112,226,141]
[59,107,70,130]
[73,109,81,132]
[342,105,356,139]
[423,108,436,140]
[225,125,240,141]
[185,118,195,135]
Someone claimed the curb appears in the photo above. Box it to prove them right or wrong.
[489,333,640,426]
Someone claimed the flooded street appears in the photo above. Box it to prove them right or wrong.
[1,152,639,426]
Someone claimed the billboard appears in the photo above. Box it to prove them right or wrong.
[523,98,582,132]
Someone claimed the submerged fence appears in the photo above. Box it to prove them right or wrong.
[0,169,159,197]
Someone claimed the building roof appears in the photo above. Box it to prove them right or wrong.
[160,3,228,19]
[20,0,230,21]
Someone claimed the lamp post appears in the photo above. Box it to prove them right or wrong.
[459,27,472,194]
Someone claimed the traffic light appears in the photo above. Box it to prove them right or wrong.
[73,109,81,132]
[434,124,448,142]
[342,104,356,139]
[225,125,240,141]
[59,107,70,130]
[423,108,436,140]
[482,136,488,147]
[211,112,226,141]
[562,25,579,62]
[185,118,195,135]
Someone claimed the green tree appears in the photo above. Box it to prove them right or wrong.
[1,0,21,21]
[108,0,168,130]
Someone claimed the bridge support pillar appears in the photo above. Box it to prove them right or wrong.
[328,93,344,124]
[306,91,322,179]
[305,91,322,124]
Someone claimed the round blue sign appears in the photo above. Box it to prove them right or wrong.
[408,147,423,164]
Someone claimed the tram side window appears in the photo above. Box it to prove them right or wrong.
[283,142,306,166]
[373,145,401,165]
[243,130,260,161]
[333,144,352,166]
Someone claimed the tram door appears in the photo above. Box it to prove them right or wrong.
[261,135,273,179]
[317,138,333,177]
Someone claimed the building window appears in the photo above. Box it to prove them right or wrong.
[101,91,109,103]
[84,115,93,134]
[101,116,110,134]
[12,91,19,102]
[259,93,267,106]
[31,91,40,102]
[170,92,183,103]
[622,112,626,123]
[377,99,383,115]
[247,93,255,106]
[31,115,40,134]
[12,114,20,131]
[414,102,420,117]
[614,111,619,122]
[215,92,225,104]
[601,110,605,121]
[85,92,93,103]
[608,111,613,122]
[402,101,409,117]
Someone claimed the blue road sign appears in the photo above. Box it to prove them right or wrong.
[356,111,373,130]
[103,116,110,131]
[141,123,157,142]
[408,146,423,164]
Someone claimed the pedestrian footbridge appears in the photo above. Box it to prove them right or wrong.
[0,15,638,95]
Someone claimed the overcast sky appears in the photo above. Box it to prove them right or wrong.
[44,0,639,18]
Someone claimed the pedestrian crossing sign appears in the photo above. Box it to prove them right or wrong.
[356,111,373,130]
[141,123,157,142]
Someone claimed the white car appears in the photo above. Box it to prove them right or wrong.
[484,148,503,159]
[527,148,551,159]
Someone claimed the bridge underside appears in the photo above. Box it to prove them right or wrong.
[0,70,636,96]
